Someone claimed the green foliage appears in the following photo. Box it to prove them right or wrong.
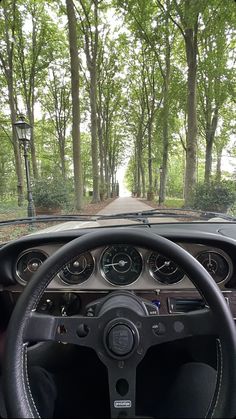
[164,198,184,208]
[33,178,70,209]
[192,181,236,213]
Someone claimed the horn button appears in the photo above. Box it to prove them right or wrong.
[107,323,135,357]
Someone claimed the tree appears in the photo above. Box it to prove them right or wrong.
[198,4,236,183]
[15,1,56,178]
[0,0,24,205]
[66,0,83,209]
[41,64,71,180]
[77,0,100,203]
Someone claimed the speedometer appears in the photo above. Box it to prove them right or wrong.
[101,244,142,286]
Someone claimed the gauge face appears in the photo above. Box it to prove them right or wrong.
[16,250,48,284]
[101,244,142,286]
[148,252,184,284]
[59,252,94,285]
[196,251,230,283]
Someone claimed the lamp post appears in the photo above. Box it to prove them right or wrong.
[14,115,36,217]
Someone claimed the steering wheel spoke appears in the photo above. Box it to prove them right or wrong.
[142,309,217,347]
[105,358,137,418]
[24,311,99,347]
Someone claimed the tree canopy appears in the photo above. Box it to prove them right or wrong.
[0,0,235,209]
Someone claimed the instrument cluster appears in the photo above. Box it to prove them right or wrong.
[15,242,233,289]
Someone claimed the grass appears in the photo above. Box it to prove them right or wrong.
[164,198,185,208]
[0,195,116,243]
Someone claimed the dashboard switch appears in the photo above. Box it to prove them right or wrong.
[144,302,159,316]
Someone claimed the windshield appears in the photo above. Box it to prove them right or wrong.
[0,0,235,243]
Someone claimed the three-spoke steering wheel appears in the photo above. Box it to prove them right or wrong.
[4,229,236,418]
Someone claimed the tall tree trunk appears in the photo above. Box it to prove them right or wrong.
[58,134,66,180]
[216,148,222,182]
[27,101,38,179]
[159,5,170,205]
[184,22,198,206]
[140,163,146,197]
[1,0,24,206]
[159,87,169,204]
[66,0,83,210]
[97,108,104,199]
[8,77,24,206]
[204,108,218,183]
[147,119,153,198]
[90,65,100,203]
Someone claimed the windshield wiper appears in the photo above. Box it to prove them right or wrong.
[0,208,234,227]
[0,214,99,226]
[95,208,236,222]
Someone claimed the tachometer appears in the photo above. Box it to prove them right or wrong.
[148,252,184,284]
[101,244,142,286]
[196,251,230,283]
[59,252,94,285]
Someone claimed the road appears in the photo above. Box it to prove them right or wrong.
[98,196,153,215]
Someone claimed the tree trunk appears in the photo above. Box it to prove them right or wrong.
[97,108,104,199]
[140,163,146,197]
[204,139,212,183]
[90,66,100,203]
[159,86,169,204]
[216,148,222,182]
[184,23,198,206]
[204,108,218,183]
[147,120,153,196]
[159,6,170,205]
[1,0,24,206]
[66,0,83,210]
[58,133,66,180]
[8,76,24,206]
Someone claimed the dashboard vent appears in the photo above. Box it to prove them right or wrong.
[168,297,206,313]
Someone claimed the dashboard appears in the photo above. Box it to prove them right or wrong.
[0,222,236,320]
[13,242,233,291]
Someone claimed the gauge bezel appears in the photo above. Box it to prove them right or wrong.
[147,251,185,285]
[15,249,48,286]
[100,244,143,287]
[195,249,232,284]
[58,251,95,286]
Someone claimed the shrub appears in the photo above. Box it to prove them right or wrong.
[33,178,70,209]
[192,180,236,213]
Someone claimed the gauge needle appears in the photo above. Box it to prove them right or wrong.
[154,261,170,271]
[104,260,128,267]
[207,253,213,269]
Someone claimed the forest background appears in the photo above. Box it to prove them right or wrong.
[0,0,235,219]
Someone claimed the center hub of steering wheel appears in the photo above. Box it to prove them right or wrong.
[107,323,134,356]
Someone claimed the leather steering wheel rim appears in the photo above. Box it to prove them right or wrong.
[4,229,236,418]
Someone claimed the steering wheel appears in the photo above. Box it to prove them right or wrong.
[4,229,236,418]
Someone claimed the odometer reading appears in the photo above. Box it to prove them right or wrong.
[101,244,142,286]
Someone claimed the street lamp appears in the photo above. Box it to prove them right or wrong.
[14,115,36,217]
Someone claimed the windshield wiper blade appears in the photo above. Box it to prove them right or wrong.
[96,208,236,222]
[0,214,98,226]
